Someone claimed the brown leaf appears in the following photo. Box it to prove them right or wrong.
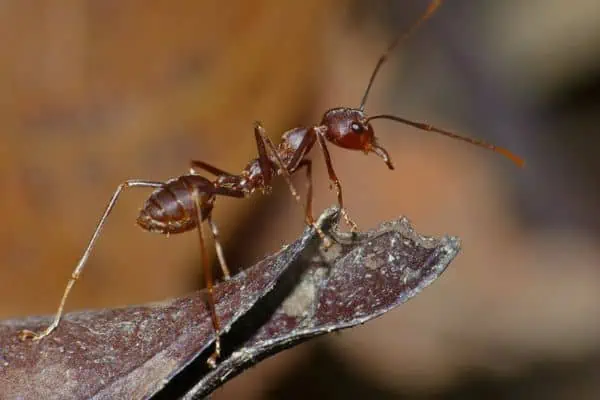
[0,208,459,399]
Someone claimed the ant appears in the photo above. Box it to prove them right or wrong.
[19,0,523,368]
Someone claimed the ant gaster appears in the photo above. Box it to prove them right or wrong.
[19,0,523,368]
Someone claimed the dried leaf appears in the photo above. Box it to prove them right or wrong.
[0,208,460,399]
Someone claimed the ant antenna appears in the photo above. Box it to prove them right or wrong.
[359,0,443,111]
[367,114,525,167]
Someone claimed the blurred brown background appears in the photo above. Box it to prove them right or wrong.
[1,0,599,398]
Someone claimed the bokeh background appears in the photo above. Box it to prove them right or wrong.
[1,0,599,398]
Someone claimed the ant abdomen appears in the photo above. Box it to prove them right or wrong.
[137,175,215,235]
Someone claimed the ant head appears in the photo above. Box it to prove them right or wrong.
[315,1,446,172]
[321,107,394,170]
[316,2,522,171]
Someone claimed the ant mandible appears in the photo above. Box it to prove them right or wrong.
[19,0,523,368]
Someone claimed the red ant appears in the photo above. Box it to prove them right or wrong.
[19,0,523,368]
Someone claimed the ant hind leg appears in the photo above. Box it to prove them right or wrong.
[18,180,164,341]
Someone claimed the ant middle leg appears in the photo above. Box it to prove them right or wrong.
[207,215,231,280]
[191,188,222,368]
[254,122,331,246]
[296,159,314,224]
[315,132,359,232]
[19,180,164,341]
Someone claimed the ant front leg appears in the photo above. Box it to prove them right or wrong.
[254,122,331,247]
[19,180,164,342]
[315,131,359,232]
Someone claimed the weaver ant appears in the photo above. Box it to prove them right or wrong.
[19,0,523,368]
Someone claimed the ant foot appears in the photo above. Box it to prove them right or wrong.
[18,319,59,342]
[206,353,218,369]
[221,269,232,281]
[312,223,332,248]
[321,235,333,249]
[18,329,47,342]
[18,329,37,341]
[206,339,221,369]
[341,209,359,232]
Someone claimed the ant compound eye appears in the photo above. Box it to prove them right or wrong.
[351,122,364,134]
